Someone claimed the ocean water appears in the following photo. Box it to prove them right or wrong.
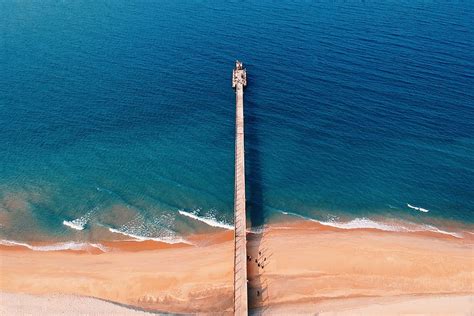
[1,1,473,245]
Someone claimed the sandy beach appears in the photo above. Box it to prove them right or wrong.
[1,221,473,314]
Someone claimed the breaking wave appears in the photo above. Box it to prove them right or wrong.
[0,239,107,252]
[104,213,191,244]
[278,210,462,238]
[108,227,190,244]
[62,207,99,231]
[407,204,430,213]
[178,210,233,230]
[62,220,86,230]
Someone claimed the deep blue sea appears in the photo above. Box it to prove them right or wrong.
[1,1,473,245]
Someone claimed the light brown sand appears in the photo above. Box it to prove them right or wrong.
[255,294,474,315]
[0,292,155,315]
[1,221,473,314]
[1,292,472,315]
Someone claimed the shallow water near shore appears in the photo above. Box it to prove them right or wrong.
[1,1,473,244]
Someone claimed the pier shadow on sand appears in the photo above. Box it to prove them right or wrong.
[244,81,272,313]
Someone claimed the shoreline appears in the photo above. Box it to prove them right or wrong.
[1,221,473,314]
[1,212,472,253]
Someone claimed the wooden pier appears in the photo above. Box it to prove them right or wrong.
[232,60,248,316]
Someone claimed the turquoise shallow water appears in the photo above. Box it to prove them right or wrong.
[1,1,473,244]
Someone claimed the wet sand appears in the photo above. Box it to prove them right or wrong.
[1,221,473,314]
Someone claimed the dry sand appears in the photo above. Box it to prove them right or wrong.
[1,221,473,314]
[0,292,155,315]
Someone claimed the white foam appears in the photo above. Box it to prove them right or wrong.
[105,214,191,245]
[320,217,404,232]
[108,227,190,244]
[178,210,234,230]
[0,240,107,252]
[280,211,401,231]
[407,203,430,213]
[279,210,313,221]
[278,210,462,238]
[421,225,463,238]
[62,207,99,231]
[62,220,85,231]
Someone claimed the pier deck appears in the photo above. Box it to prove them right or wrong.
[232,61,248,316]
